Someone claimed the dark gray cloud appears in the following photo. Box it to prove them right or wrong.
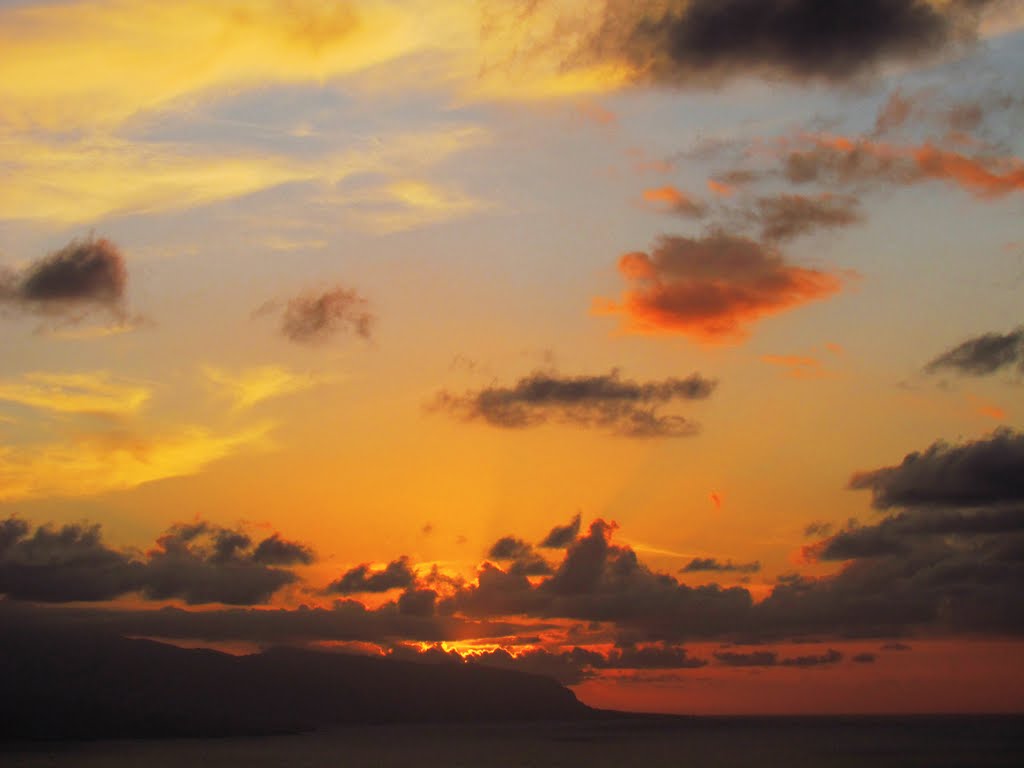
[852,652,877,663]
[327,557,417,594]
[0,237,128,320]
[0,518,313,605]
[712,648,842,667]
[754,194,862,242]
[252,533,315,566]
[924,327,1024,376]
[539,513,582,549]
[431,369,716,438]
[261,286,373,344]
[816,507,1024,560]
[487,537,552,576]
[681,558,761,575]
[583,0,985,85]
[849,429,1024,509]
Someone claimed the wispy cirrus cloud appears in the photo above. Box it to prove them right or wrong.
[0,372,150,416]
[203,365,334,410]
[0,424,272,502]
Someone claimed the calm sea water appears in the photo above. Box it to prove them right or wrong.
[4,717,1023,768]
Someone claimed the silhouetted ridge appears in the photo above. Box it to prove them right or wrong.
[0,627,591,739]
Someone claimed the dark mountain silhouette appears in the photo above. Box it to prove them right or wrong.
[0,627,591,739]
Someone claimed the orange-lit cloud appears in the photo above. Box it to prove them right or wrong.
[761,354,832,379]
[786,134,1024,199]
[966,394,1006,422]
[641,186,706,218]
[707,178,736,197]
[596,233,845,343]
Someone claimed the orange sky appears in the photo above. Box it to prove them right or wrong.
[1,0,1023,715]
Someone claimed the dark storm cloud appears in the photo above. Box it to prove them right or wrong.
[251,533,315,566]
[584,0,986,85]
[327,557,417,594]
[0,599,530,648]
[461,643,707,685]
[539,513,582,549]
[712,648,842,667]
[431,369,716,438]
[446,520,755,641]
[487,537,552,576]
[259,286,373,344]
[0,518,313,605]
[923,327,1024,376]
[681,558,762,575]
[754,194,862,242]
[849,429,1024,509]
[0,236,128,319]
[816,507,1024,560]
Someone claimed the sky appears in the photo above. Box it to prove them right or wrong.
[1,0,1023,715]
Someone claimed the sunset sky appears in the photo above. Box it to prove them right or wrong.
[2,0,1024,715]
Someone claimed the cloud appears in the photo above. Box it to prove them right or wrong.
[0,518,313,605]
[333,179,489,234]
[579,0,994,85]
[754,194,862,242]
[430,369,716,438]
[595,233,844,343]
[0,127,486,224]
[264,286,374,345]
[761,354,830,380]
[852,652,878,663]
[924,327,1024,376]
[784,135,1024,199]
[0,424,271,502]
[713,648,842,667]
[680,558,761,574]
[0,237,127,321]
[204,365,331,410]
[849,429,1024,509]
[487,537,552,576]
[641,186,707,218]
[0,372,150,415]
[327,557,417,594]
[539,513,582,548]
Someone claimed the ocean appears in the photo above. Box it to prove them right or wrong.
[4,716,1023,767]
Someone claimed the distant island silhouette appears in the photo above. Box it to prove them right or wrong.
[0,627,591,739]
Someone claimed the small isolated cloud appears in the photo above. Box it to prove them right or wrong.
[0,372,150,415]
[641,186,707,218]
[259,286,373,345]
[761,354,831,380]
[539,513,582,549]
[595,233,844,343]
[338,180,488,234]
[0,236,129,324]
[204,365,331,410]
[680,558,761,574]
[754,194,861,242]
[430,369,716,438]
[849,428,1024,509]
[327,557,417,595]
[924,326,1024,376]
